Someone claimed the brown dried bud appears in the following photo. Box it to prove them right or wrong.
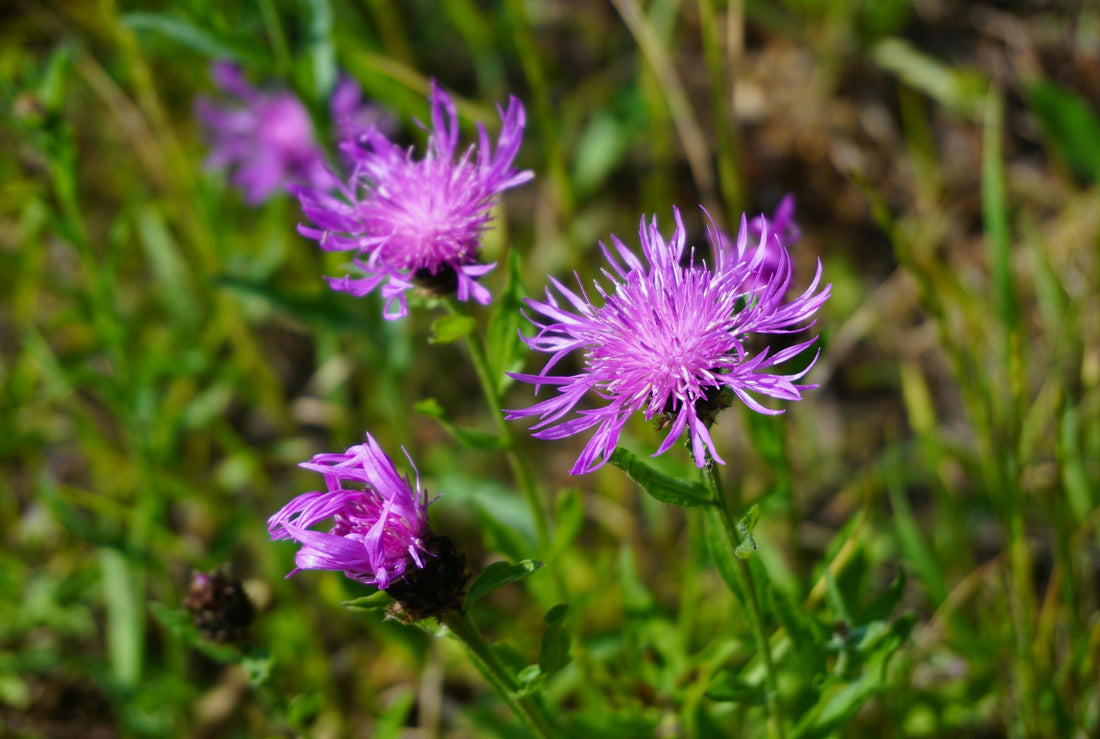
[183,570,255,644]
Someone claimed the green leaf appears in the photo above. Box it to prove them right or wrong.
[551,488,584,555]
[705,669,766,705]
[872,38,985,119]
[287,692,324,732]
[735,504,760,559]
[770,590,828,675]
[464,559,543,608]
[39,45,73,114]
[860,570,907,625]
[544,603,570,625]
[242,649,274,686]
[703,507,745,605]
[516,664,544,695]
[214,275,364,332]
[982,89,1017,332]
[538,604,571,676]
[414,398,508,450]
[573,112,631,194]
[98,548,142,688]
[342,590,393,612]
[150,602,241,663]
[825,571,855,625]
[137,207,196,325]
[122,13,265,65]
[486,250,528,394]
[797,615,913,737]
[1027,79,1100,182]
[429,314,477,344]
[608,448,711,507]
[618,546,657,614]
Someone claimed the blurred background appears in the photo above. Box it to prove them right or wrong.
[2,0,1099,736]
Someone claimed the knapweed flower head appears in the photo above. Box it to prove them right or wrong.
[506,207,830,474]
[295,81,533,319]
[268,433,433,590]
[196,61,330,204]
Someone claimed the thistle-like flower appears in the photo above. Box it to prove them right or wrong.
[196,61,330,204]
[268,433,435,590]
[506,208,830,474]
[295,81,533,319]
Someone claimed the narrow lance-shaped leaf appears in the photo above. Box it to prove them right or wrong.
[122,13,267,66]
[538,604,571,676]
[735,504,760,559]
[609,447,711,507]
[486,250,528,394]
[414,398,508,450]
[464,559,543,608]
[429,314,477,344]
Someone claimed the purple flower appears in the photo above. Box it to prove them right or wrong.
[196,61,331,204]
[268,433,433,590]
[506,207,830,474]
[295,81,533,319]
[329,74,394,148]
[749,194,800,249]
[718,194,801,290]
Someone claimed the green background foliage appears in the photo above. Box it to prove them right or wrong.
[2,0,1099,736]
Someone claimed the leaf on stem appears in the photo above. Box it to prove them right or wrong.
[609,447,711,507]
[735,504,760,559]
[342,590,393,612]
[538,604,571,676]
[414,397,508,449]
[429,314,477,344]
[464,559,543,609]
[486,250,529,394]
[122,13,267,66]
[705,669,766,705]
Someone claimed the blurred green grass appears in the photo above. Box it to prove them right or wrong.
[2,0,1099,736]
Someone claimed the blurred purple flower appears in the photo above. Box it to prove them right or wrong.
[268,433,433,590]
[295,81,533,319]
[717,194,801,290]
[329,73,394,147]
[196,61,331,204]
[506,207,830,474]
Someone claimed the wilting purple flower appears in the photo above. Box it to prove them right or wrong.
[295,81,533,319]
[268,433,433,590]
[196,61,331,204]
[506,207,830,474]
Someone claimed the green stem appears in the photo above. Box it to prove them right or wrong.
[446,301,552,553]
[442,610,558,739]
[704,463,787,739]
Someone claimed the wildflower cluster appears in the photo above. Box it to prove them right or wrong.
[207,67,830,626]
